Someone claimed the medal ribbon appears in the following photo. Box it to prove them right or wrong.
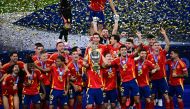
[172,61,179,70]
[153,55,158,63]
[58,67,64,76]
[73,62,79,72]
[120,56,128,67]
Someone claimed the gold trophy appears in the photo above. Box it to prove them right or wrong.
[90,44,101,74]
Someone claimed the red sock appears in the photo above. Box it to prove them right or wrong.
[145,102,150,109]
[165,101,170,109]
[69,106,74,109]
[170,100,174,109]
[149,101,154,109]
[96,105,102,109]
[86,107,93,109]
[135,102,141,109]
[178,101,184,109]
[76,103,82,109]
[121,103,126,109]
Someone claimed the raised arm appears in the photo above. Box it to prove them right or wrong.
[108,0,117,15]
[112,15,119,35]
[160,28,170,52]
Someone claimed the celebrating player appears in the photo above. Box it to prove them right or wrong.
[147,28,170,109]
[67,47,83,109]
[166,50,188,109]
[49,56,70,109]
[2,64,19,109]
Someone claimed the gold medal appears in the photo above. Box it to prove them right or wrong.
[123,64,127,71]
[138,70,142,76]
[58,76,63,82]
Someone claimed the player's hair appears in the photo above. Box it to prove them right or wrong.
[56,41,64,47]
[25,55,34,63]
[110,34,120,42]
[9,51,18,57]
[35,43,44,48]
[102,27,108,31]
[6,64,17,74]
[126,39,134,44]
[71,46,78,54]
[57,55,65,62]
[120,45,127,50]
[146,34,155,39]
[139,48,147,53]
[40,50,46,55]
[104,51,111,57]
[153,41,159,45]
[93,33,100,37]
[172,49,179,56]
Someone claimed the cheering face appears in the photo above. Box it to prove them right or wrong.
[140,51,147,59]
[72,51,79,61]
[170,51,178,59]
[110,37,116,45]
[27,63,34,71]
[120,31,127,37]
[56,59,63,67]
[57,43,65,53]
[105,53,112,63]
[93,35,100,44]
[0,61,2,69]
[35,47,44,55]
[77,48,82,55]
[13,65,20,74]
[120,47,127,57]
[148,38,156,46]
[126,42,133,49]
[40,53,47,62]
[101,29,109,38]
[152,42,160,51]
[10,54,18,63]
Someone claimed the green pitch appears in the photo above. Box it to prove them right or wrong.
[0,0,59,13]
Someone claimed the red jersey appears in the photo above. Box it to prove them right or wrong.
[103,67,117,91]
[49,52,72,64]
[147,50,167,80]
[85,44,107,57]
[143,45,154,54]
[111,55,136,82]
[89,0,106,11]
[22,69,41,95]
[68,60,83,86]
[135,59,155,87]
[85,48,104,88]
[107,44,122,58]
[51,66,69,90]
[166,59,188,86]
[35,59,54,86]
[2,74,18,96]
[2,61,24,72]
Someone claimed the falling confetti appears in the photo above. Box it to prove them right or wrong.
[0,0,190,51]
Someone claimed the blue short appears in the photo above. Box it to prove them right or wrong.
[82,88,87,109]
[103,89,118,103]
[40,85,51,100]
[120,79,140,97]
[88,8,105,24]
[49,89,68,106]
[22,94,41,105]
[151,78,169,95]
[86,88,103,105]
[169,85,184,98]
[139,85,151,98]
[68,85,82,99]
